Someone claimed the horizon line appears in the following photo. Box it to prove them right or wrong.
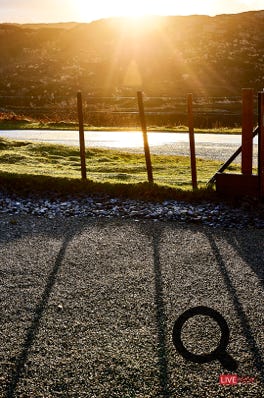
[1,9,263,25]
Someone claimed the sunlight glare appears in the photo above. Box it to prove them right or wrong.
[74,0,214,22]
[75,0,152,21]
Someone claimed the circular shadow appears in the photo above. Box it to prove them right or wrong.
[172,306,238,371]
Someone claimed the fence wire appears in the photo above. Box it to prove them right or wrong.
[0,94,259,127]
[0,94,259,189]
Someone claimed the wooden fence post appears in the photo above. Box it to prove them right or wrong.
[77,91,87,180]
[187,93,197,190]
[258,91,264,198]
[137,91,153,183]
[242,88,254,175]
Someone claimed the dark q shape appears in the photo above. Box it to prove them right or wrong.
[172,306,238,371]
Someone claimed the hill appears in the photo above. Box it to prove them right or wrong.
[0,11,264,101]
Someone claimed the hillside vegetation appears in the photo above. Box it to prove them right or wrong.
[0,11,264,101]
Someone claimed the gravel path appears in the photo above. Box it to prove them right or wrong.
[0,216,263,397]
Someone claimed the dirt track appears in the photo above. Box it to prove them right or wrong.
[0,216,263,397]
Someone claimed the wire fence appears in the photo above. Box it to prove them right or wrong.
[0,94,259,128]
[0,92,260,189]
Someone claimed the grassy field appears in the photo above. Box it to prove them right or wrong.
[0,118,242,134]
[0,137,243,201]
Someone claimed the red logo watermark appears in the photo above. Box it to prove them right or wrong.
[219,374,255,385]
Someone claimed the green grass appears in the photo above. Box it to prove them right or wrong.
[0,137,243,201]
[0,119,242,134]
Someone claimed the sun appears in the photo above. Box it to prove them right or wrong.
[74,0,215,23]
[74,0,153,22]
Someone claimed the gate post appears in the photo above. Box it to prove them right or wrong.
[242,88,254,175]
[258,91,264,198]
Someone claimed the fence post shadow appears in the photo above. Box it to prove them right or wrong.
[223,232,264,291]
[6,230,76,398]
[204,230,264,382]
[151,225,170,397]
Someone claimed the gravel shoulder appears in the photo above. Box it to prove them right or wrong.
[0,216,264,397]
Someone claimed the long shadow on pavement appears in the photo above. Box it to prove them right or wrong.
[205,231,264,382]
[224,231,264,291]
[5,229,78,398]
[149,224,171,397]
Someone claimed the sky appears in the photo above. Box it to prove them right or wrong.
[0,0,263,24]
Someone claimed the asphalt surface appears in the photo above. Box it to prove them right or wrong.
[0,216,264,397]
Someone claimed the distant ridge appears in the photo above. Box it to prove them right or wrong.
[1,22,79,29]
[20,22,79,30]
[0,11,263,98]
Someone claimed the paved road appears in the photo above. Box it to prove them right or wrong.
[0,216,263,397]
